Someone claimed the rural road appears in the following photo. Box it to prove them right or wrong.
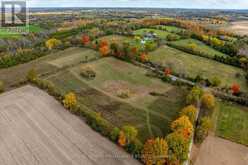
[0,85,141,165]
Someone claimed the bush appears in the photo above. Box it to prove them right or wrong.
[110,127,120,142]
[26,68,38,83]
[117,89,131,99]
[201,92,216,115]
[195,117,211,144]
[63,92,77,110]
[186,86,203,105]
[0,81,4,93]
[80,66,96,80]
[211,77,221,87]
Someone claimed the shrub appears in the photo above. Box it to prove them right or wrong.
[80,66,96,80]
[110,127,120,142]
[117,89,131,99]
[26,68,38,83]
[63,92,77,110]
[210,77,221,87]
[45,38,62,50]
[195,117,211,144]
[118,131,127,147]
[122,125,138,145]
[180,105,197,124]
[0,81,4,93]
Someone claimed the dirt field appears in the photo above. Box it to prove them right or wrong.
[195,136,248,165]
[228,21,248,35]
[0,85,141,165]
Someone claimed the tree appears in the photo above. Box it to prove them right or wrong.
[142,138,168,165]
[122,125,138,145]
[118,131,126,147]
[140,53,148,62]
[164,68,172,76]
[186,86,203,105]
[195,117,211,144]
[110,127,120,142]
[166,132,189,164]
[231,83,240,95]
[45,38,62,50]
[99,40,108,48]
[201,92,215,111]
[63,92,77,110]
[99,45,110,56]
[180,105,197,124]
[171,116,193,139]
[82,34,90,45]
[211,77,221,87]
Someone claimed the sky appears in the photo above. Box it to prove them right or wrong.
[27,0,248,9]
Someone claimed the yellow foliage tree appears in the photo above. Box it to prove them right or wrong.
[63,92,77,110]
[142,138,168,165]
[46,38,62,50]
[171,116,193,139]
[201,92,215,110]
[180,105,197,124]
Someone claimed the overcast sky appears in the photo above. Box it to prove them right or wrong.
[27,0,248,9]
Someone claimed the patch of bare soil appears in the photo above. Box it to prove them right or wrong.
[194,136,248,165]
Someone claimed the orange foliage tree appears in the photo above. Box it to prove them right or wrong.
[231,83,240,95]
[171,116,193,139]
[140,53,148,62]
[164,68,172,76]
[118,131,127,147]
[99,45,110,56]
[82,34,90,45]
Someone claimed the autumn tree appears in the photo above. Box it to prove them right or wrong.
[166,132,189,164]
[45,38,62,50]
[63,92,77,110]
[122,125,138,145]
[186,86,203,105]
[201,92,216,112]
[142,138,168,165]
[118,131,127,147]
[82,34,90,45]
[164,68,172,76]
[99,45,110,56]
[171,116,193,139]
[231,83,240,95]
[140,53,148,62]
[195,117,211,144]
[180,105,197,124]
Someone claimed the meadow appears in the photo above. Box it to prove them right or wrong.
[148,45,247,90]
[134,28,180,40]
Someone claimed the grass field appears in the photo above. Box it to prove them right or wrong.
[95,35,132,44]
[170,39,227,57]
[134,28,180,40]
[215,101,248,146]
[155,25,185,33]
[0,25,43,38]
[148,45,247,91]
[47,57,187,141]
[47,48,99,68]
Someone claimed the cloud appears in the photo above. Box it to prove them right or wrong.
[27,0,248,9]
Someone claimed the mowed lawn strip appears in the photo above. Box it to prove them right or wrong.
[170,38,227,57]
[148,45,247,91]
[216,101,248,146]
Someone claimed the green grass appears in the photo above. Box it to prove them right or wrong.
[216,101,248,146]
[148,45,247,91]
[155,25,185,33]
[47,57,187,141]
[134,28,180,40]
[170,39,227,58]
[0,25,43,38]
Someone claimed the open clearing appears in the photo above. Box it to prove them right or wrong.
[47,57,187,141]
[0,85,140,165]
[95,35,132,44]
[215,101,248,146]
[47,47,99,68]
[195,136,248,165]
[134,28,180,40]
[148,45,247,90]
[170,38,227,57]
[227,21,248,35]
[155,25,185,33]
